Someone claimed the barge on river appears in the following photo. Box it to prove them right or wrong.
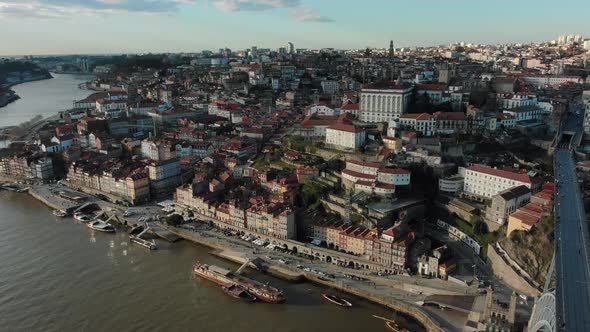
[193,263,285,304]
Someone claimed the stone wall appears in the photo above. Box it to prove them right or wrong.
[486,244,541,297]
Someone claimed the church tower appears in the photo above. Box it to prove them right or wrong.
[389,40,394,58]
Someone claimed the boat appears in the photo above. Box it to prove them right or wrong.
[86,220,115,233]
[193,263,286,304]
[372,315,410,332]
[53,210,67,217]
[73,212,92,222]
[130,235,157,250]
[321,293,352,307]
[221,284,257,302]
[385,321,410,332]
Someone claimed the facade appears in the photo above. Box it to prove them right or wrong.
[438,175,464,195]
[462,165,535,199]
[141,138,176,161]
[325,123,366,151]
[584,90,590,136]
[506,202,547,237]
[321,80,340,94]
[148,158,181,197]
[486,185,531,226]
[360,83,413,123]
[399,113,436,136]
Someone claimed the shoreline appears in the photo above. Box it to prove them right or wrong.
[0,74,53,109]
[8,183,448,332]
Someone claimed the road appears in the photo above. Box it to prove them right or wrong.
[554,102,590,331]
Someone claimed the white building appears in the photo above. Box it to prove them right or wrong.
[325,123,366,151]
[519,74,585,87]
[497,93,538,110]
[398,113,436,136]
[462,165,535,199]
[360,83,413,123]
[321,80,340,94]
[439,175,464,195]
[502,106,546,122]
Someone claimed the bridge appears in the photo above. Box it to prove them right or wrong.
[529,101,590,332]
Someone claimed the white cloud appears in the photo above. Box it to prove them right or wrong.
[0,0,196,18]
[208,0,300,12]
[205,0,333,22]
[292,7,333,22]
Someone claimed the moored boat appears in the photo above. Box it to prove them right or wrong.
[321,293,352,307]
[86,220,115,233]
[73,212,92,222]
[193,263,286,304]
[222,284,257,302]
[53,210,67,217]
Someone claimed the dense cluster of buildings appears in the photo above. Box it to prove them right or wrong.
[2,36,589,285]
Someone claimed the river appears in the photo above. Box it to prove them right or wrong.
[0,73,93,128]
[0,193,424,332]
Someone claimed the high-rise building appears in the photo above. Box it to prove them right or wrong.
[389,40,394,58]
[583,40,590,50]
[287,42,294,54]
[583,90,590,136]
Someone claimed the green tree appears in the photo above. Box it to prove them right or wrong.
[473,219,488,235]
[165,214,184,226]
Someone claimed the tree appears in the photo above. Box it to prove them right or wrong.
[473,219,488,235]
[165,214,184,226]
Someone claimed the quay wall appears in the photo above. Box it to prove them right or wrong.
[168,226,445,332]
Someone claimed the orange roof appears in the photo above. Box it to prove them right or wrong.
[342,169,377,180]
[347,159,380,168]
[328,123,364,133]
[467,165,532,184]
[379,167,410,175]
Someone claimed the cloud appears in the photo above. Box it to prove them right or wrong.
[0,0,195,18]
[205,0,333,22]
[207,0,300,12]
[291,7,333,22]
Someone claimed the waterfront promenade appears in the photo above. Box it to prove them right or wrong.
[12,181,474,332]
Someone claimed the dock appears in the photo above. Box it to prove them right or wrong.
[129,224,157,250]
[149,223,181,242]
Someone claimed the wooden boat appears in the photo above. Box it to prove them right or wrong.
[385,321,410,332]
[321,293,352,307]
[372,315,410,332]
[222,284,257,302]
[86,220,115,233]
[53,210,67,217]
[73,212,92,222]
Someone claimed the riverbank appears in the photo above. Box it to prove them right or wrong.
[14,181,463,331]
[166,225,447,332]
[0,74,53,108]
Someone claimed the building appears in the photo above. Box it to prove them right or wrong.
[398,113,436,136]
[439,175,464,195]
[462,165,536,199]
[486,185,531,226]
[506,202,548,237]
[321,80,340,94]
[502,106,546,122]
[360,82,413,123]
[583,90,590,136]
[141,138,176,161]
[148,158,181,197]
[325,123,366,151]
[382,136,402,152]
[519,74,585,87]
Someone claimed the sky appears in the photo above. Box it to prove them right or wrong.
[0,0,589,55]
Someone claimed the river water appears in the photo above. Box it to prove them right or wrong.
[0,76,423,331]
[0,192,423,332]
[0,73,93,127]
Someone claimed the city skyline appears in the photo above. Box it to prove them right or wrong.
[0,0,589,56]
